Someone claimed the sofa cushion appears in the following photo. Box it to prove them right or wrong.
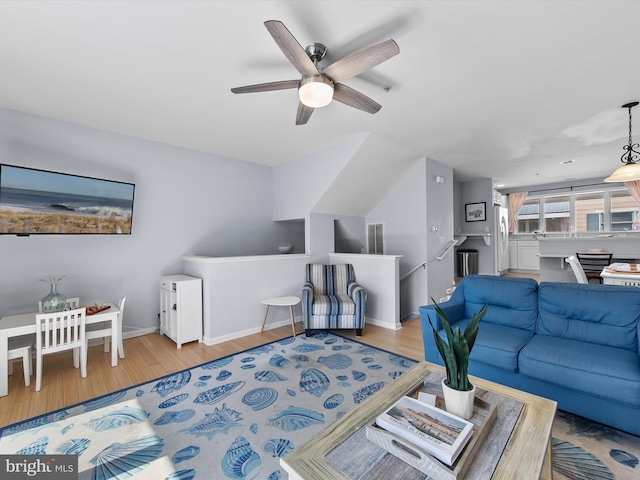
[461,275,539,331]
[520,335,640,406]
[538,282,640,352]
[438,319,534,372]
[311,295,355,315]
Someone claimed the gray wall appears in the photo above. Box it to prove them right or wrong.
[425,158,455,303]
[457,178,496,275]
[1,108,461,333]
[366,158,427,319]
[366,157,455,319]
[0,108,286,332]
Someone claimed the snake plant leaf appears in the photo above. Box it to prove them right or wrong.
[427,315,457,384]
[428,297,487,392]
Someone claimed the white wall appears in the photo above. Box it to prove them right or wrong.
[272,136,366,221]
[182,254,313,344]
[329,253,402,330]
[0,108,286,333]
[366,159,427,319]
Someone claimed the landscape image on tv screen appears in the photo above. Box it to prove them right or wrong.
[0,164,135,235]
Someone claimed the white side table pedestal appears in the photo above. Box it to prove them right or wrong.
[261,296,300,338]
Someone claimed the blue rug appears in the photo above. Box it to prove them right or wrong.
[0,332,418,480]
[1,331,639,480]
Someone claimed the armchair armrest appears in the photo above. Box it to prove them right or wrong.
[347,282,367,325]
[347,281,365,299]
[302,282,314,326]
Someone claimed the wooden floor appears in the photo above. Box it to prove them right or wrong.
[0,317,425,428]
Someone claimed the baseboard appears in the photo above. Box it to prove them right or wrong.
[365,316,401,330]
[203,319,301,346]
[400,312,419,322]
[122,326,157,339]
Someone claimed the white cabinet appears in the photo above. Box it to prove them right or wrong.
[508,241,518,270]
[517,241,540,271]
[159,274,203,349]
[508,239,540,271]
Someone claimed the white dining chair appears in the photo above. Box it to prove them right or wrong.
[35,307,87,392]
[38,297,81,313]
[85,296,126,359]
[8,334,34,387]
[566,255,588,284]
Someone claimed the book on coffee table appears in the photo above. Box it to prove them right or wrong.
[375,395,474,466]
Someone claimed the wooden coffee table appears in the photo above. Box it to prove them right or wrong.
[281,362,556,480]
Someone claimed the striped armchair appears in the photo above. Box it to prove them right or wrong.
[302,264,367,337]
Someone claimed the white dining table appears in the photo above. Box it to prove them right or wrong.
[601,265,640,287]
[0,303,120,397]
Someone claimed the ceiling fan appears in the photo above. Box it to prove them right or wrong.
[231,20,400,125]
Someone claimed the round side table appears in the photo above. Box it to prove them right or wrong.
[260,296,300,338]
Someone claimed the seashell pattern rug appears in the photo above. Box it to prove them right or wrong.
[552,410,640,480]
[0,331,638,479]
[0,332,418,479]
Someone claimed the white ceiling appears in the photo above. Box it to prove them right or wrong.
[1,1,639,190]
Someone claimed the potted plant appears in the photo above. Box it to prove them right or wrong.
[426,299,487,419]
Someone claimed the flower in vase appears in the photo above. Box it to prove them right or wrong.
[39,275,66,285]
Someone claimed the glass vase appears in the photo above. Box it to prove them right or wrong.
[41,283,67,313]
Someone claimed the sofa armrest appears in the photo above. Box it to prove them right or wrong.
[419,297,465,363]
[419,297,465,331]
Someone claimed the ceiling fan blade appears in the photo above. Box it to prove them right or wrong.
[264,20,318,76]
[333,83,382,114]
[323,39,399,83]
[296,102,315,125]
[231,80,300,94]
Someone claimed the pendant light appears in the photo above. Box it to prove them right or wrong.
[604,101,640,182]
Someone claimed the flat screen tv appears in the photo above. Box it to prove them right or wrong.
[0,164,135,235]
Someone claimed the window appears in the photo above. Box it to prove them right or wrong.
[542,196,569,233]
[515,196,570,233]
[516,199,539,233]
[514,188,639,234]
[575,192,604,232]
[585,212,603,232]
[611,190,639,231]
[611,211,635,231]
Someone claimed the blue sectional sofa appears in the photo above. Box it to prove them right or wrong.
[419,275,640,436]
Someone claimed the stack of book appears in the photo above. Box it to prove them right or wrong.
[375,395,474,467]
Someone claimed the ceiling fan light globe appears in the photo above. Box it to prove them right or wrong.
[299,75,334,108]
[604,162,640,182]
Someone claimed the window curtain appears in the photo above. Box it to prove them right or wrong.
[625,181,640,227]
[508,192,528,233]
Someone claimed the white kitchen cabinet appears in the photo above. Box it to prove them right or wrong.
[159,274,203,349]
[517,241,540,271]
[508,241,518,270]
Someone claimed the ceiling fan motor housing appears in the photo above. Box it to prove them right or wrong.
[305,43,328,64]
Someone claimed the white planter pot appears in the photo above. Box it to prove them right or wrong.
[441,378,476,419]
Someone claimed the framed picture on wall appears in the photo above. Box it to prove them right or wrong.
[465,202,486,222]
